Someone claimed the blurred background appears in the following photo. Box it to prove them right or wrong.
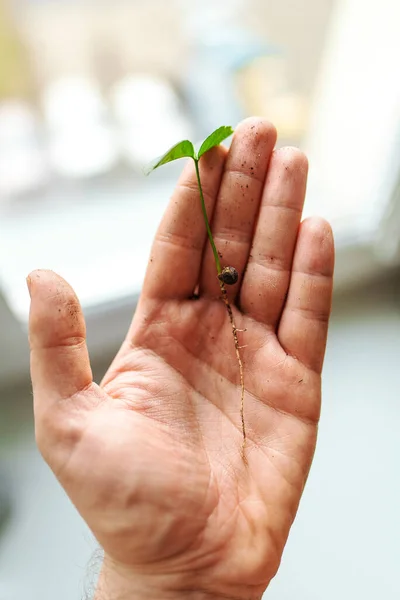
[0,0,399,598]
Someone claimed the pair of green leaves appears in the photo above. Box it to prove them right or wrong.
[146,124,234,277]
[146,125,234,173]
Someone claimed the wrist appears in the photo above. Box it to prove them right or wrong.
[94,557,252,600]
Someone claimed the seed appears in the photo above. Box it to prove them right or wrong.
[218,266,239,285]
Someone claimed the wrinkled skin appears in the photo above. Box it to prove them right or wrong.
[28,119,334,600]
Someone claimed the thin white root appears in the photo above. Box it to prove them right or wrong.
[219,282,247,465]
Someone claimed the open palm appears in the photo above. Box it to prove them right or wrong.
[28,119,334,600]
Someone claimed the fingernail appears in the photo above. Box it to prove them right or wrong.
[26,275,32,298]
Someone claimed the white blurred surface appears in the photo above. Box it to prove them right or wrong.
[304,0,400,228]
[0,101,48,197]
[0,440,96,600]
[0,179,174,324]
[111,74,193,168]
[43,77,119,178]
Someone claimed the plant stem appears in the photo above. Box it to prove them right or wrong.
[195,156,247,462]
[194,159,222,274]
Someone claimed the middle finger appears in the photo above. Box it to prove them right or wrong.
[199,117,277,299]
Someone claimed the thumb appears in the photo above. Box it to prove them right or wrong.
[27,269,93,417]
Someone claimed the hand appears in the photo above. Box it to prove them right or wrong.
[28,118,334,600]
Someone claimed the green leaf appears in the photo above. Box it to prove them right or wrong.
[145,140,195,174]
[197,126,234,159]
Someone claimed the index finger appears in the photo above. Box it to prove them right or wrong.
[142,146,227,300]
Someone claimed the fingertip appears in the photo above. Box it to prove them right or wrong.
[231,118,278,161]
[272,146,309,178]
[201,142,228,164]
[27,268,67,298]
[179,144,227,181]
[234,116,277,142]
[297,217,335,277]
[28,270,86,350]
[301,216,333,236]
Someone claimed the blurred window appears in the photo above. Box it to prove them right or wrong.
[0,0,398,321]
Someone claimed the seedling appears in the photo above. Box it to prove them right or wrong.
[147,126,247,459]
